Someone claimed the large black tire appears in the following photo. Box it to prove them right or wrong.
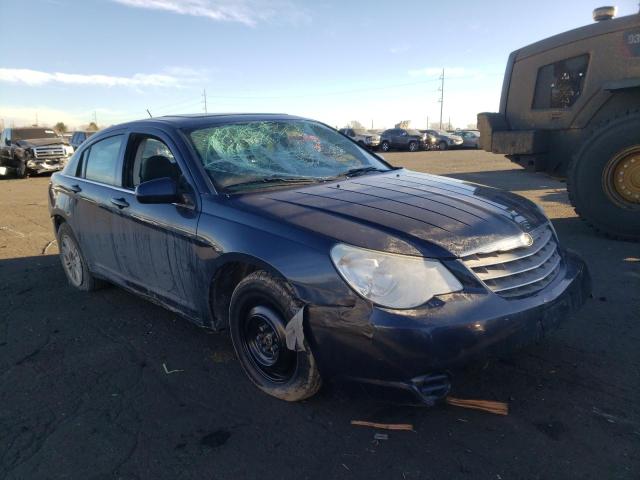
[56,223,104,290]
[567,113,640,241]
[229,271,321,402]
[15,161,27,179]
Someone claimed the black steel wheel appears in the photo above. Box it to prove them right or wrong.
[229,271,321,401]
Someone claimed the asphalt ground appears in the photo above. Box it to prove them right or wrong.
[0,149,638,479]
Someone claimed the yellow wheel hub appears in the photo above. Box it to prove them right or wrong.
[612,151,640,204]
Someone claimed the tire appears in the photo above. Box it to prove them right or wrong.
[229,271,321,401]
[57,223,103,291]
[408,141,418,152]
[439,141,448,151]
[380,141,390,152]
[567,113,640,241]
[15,161,27,179]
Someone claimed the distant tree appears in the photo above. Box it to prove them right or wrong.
[87,122,99,131]
[466,122,478,129]
[395,120,411,128]
[346,120,366,130]
[54,122,68,134]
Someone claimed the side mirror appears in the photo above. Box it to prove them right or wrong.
[135,177,179,204]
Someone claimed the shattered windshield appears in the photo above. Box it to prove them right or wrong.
[188,120,389,191]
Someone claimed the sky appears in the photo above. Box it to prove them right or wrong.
[1,0,639,130]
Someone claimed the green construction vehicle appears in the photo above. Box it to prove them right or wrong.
[479,6,640,241]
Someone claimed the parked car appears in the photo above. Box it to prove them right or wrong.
[457,130,481,149]
[49,113,590,404]
[338,128,380,149]
[379,128,426,152]
[69,130,96,150]
[425,129,464,150]
[0,127,74,178]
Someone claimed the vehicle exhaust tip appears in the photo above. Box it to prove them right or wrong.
[593,6,617,21]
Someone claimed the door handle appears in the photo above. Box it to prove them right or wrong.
[110,197,129,209]
[69,184,82,193]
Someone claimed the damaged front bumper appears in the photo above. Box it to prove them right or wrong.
[27,158,67,174]
[305,249,590,405]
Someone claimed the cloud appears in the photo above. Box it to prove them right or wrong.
[0,67,203,88]
[112,0,310,27]
[388,45,410,55]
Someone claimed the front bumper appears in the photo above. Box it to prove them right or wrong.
[27,158,66,174]
[306,249,590,403]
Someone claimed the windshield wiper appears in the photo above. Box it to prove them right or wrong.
[225,176,319,192]
[341,166,387,178]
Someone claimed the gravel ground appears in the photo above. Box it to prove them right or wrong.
[0,149,638,479]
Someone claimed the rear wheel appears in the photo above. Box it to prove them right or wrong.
[229,271,321,401]
[568,113,640,241]
[380,141,390,152]
[57,223,103,290]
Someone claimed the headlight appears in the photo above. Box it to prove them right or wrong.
[63,145,74,156]
[330,243,463,309]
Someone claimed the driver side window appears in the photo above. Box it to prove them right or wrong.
[124,135,179,189]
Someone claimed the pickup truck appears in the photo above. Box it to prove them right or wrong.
[0,127,74,178]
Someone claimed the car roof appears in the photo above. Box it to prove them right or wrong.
[103,113,308,133]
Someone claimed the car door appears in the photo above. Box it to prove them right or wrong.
[110,129,202,313]
[67,132,128,277]
[0,130,9,168]
[396,129,409,148]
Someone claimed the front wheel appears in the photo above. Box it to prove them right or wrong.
[408,141,418,152]
[568,113,640,241]
[15,161,27,179]
[439,141,448,151]
[229,271,321,401]
[380,141,390,152]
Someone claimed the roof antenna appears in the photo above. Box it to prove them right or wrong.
[146,109,153,118]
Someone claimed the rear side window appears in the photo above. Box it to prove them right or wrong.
[532,54,589,109]
[84,135,124,186]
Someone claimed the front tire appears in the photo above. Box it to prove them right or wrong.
[229,271,321,402]
[15,161,27,179]
[439,141,448,151]
[380,141,390,152]
[567,113,640,241]
[408,141,418,152]
[57,223,103,291]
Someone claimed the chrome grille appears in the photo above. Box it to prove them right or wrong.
[33,146,65,159]
[462,226,562,298]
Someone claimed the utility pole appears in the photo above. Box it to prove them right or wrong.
[438,68,444,130]
[203,89,208,113]
[93,110,97,126]
[426,115,429,129]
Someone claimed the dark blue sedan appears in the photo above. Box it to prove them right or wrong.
[48,114,590,404]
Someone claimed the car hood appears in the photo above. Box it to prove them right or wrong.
[16,138,66,148]
[231,170,548,258]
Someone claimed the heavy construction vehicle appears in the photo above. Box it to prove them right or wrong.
[479,6,640,241]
